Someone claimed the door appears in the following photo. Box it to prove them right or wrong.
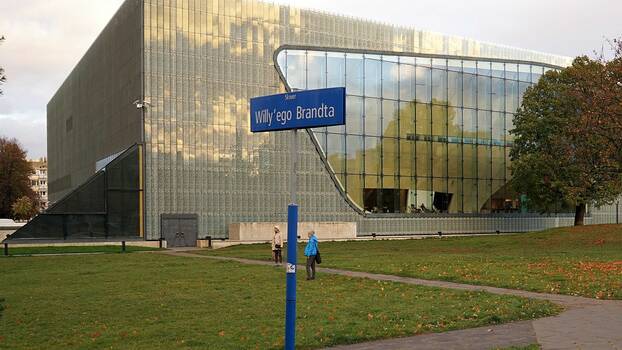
[160,214,198,247]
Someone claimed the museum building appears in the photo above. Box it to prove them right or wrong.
[7,0,620,246]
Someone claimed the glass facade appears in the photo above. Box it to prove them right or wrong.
[41,0,621,241]
[277,49,555,214]
[140,0,579,238]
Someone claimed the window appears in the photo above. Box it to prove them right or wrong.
[66,117,73,132]
[282,49,554,215]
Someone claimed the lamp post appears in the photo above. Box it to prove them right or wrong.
[133,99,150,240]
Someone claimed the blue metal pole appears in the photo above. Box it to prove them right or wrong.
[285,204,298,350]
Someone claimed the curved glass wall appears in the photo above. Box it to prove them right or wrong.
[277,49,557,214]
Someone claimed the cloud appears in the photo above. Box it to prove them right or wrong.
[0,0,620,158]
[0,113,46,159]
[0,0,124,157]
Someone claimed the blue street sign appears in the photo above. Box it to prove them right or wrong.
[250,87,345,133]
[249,86,345,350]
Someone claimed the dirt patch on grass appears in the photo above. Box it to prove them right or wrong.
[577,261,622,273]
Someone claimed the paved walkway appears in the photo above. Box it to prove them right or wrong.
[162,250,622,350]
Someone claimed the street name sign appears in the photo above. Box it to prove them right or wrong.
[250,87,345,132]
[249,86,345,350]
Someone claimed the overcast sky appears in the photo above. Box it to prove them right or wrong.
[0,0,620,159]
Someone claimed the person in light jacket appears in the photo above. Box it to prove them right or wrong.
[272,226,283,265]
[304,230,319,280]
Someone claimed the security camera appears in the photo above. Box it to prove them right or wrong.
[132,99,151,109]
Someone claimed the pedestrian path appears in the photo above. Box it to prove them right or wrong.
[162,250,622,350]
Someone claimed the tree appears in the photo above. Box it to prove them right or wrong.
[11,196,38,221]
[0,35,5,95]
[510,48,622,226]
[0,137,37,219]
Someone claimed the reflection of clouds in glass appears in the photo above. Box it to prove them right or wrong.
[282,48,556,213]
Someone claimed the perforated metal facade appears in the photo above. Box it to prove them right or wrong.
[46,0,619,241]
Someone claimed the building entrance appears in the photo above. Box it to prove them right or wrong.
[161,214,198,247]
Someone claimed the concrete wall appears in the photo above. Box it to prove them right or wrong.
[47,0,143,202]
[228,222,356,242]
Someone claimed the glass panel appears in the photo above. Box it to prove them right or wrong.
[432,58,446,69]
[415,103,431,135]
[286,50,306,90]
[416,66,431,103]
[447,59,462,72]
[416,57,431,67]
[327,52,346,88]
[416,177,433,210]
[492,77,504,112]
[346,53,364,95]
[416,141,431,178]
[346,96,364,135]
[519,64,531,82]
[399,62,416,101]
[505,63,518,80]
[346,135,364,174]
[432,142,447,179]
[432,105,447,136]
[364,175,380,213]
[505,80,518,112]
[478,179,492,212]
[327,133,345,173]
[492,112,504,144]
[518,82,531,107]
[382,138,398,176]
[432,68,447,103]
[277,50,287,74]
[382,59,399,100]
[364,137,381,174]
[491,62,504,78]
[463,144,476,179]
[382,100,399,137]
[364,97,382,136]
[531,65,543,83]
[433,177,448,208]
[478,110,491,141]
[399,101,415,139]
[463,179,477,213]
[448,177,462,213]
[492,146,505,179]
[448,143,461,178]
[314,131,327,155]
[346,174,363,207]
[447,107,462,137]
[448,71,462,107]
[365,56,382,98]
[462,108,477,141]
[307,51,326,89]
[463,60,477,74]
[463,73,477,108]
[477,75,491,110]
[399,139,414,177]
[477,61,491,76]
[478,146,492,181]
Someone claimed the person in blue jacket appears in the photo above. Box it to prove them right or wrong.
[304,230,319,280]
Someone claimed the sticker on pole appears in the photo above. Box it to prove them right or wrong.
[250,87,346,132]
[286,263,296,274]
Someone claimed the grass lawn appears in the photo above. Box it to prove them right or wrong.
[1,245,159,256]
[0,253,559,349]
[203,224,622,299]
[494,345,540,350]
